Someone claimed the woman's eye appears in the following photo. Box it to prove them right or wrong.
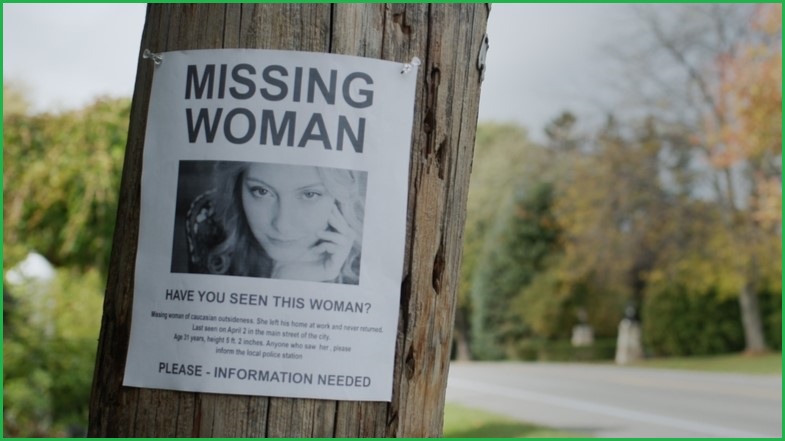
[301,190,322,200]
[247,186,271,198]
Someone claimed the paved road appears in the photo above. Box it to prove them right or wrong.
[446,362,782,438]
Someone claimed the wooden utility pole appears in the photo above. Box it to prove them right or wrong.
[89,4,488,437]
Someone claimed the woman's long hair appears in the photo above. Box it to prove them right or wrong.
[206,161,365,284]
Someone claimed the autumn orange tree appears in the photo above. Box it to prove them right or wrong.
[710,4,781,232]
[705,4,782,352]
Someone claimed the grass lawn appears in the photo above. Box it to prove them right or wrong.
[628,351,782,375]
[442,403,586,438]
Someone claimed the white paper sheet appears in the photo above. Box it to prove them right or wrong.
[123,49,417,401]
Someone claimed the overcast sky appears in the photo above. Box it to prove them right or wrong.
[3,3,627,141]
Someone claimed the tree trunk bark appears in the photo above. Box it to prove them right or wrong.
[738,281,768,354]
[88,4,488,437]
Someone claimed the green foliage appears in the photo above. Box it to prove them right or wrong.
[457,123,546,358]
[516,267,575,340]
[518,266,628,341]
[3,269,104,437]
[641,285,745,357]
[3,88,131,273]
[3,83,129,437]
[460,124,539,304]
[760,291,782,350]
[470,182,560,359]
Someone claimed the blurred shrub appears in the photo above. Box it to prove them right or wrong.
[642,286,745,357]
[3,269,104,437]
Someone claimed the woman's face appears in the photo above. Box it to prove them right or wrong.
[241,164,336,263]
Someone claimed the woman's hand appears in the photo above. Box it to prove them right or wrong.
[271,206,356,282]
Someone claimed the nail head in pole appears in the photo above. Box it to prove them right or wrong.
[401,56,421,75]
[143,49,163,66]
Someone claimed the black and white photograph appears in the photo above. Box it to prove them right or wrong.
[172,161,367,285]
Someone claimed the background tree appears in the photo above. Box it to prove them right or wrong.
[3,85,130,273]
[3,82,130,436]
[521,116,668,341]
[469,180,560,359]
[606,4,781,352]
[456,123,539,359]
[463,121,571,359]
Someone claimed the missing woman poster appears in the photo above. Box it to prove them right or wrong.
[123,49,418,401]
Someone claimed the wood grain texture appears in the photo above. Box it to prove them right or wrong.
[88,4,488,437]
